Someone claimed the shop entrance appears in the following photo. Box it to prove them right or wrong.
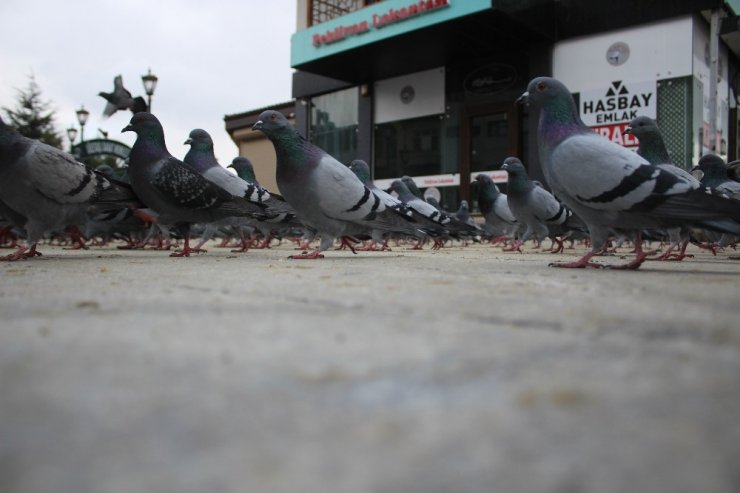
[460,103,520,206]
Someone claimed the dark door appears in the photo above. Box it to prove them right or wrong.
[460,103,520,206]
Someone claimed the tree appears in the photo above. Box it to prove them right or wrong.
[2,74,63,149]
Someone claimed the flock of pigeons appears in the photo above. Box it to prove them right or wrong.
[1,76,740,269]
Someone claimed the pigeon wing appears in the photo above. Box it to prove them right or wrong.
[26,142,105,204]
[151,158,232,211]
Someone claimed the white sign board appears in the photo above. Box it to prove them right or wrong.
[579,80,657,148]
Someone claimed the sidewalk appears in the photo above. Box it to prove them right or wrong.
[1,242,739,493]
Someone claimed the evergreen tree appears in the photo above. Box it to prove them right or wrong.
[2,74,63,149]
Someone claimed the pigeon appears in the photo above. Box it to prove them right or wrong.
[692,154,740,199]
[473,173,518,242]
[388,178,480,248]
[624,115,701,260]
[122,112,268,257]
[519,76,740,269]
[228,156,259,183]
[348,159,420,250]
[252,110,419,258]
[183,129,299,250]
[0,116,137,260]
[98,75,147,118]
[401,175,425,199]
[501,157,582,253]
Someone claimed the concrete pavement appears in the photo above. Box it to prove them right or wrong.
[1,242,739,493]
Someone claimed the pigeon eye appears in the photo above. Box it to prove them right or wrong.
[537,82,547,91]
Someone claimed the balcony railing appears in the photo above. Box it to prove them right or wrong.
[309,0,383,26]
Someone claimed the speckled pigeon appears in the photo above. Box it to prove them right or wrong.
[519,76,740,269]
[122,112,268,257]
[252,110,419,258]
[501,157,582,252]
[98,75,146,118]
[0,116,137,260]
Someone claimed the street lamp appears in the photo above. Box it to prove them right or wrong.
[76,106,90,142]
[66,126,78,152]
[141,68,158,111]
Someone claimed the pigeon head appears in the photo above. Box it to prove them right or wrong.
[388,179,413,199]
[459,200,469,211]
[252,110,292,137]
[184,128,214,150]
[693,154,729,182]
[501,157,529,185]
[122,112,163,137]
[520,77,585,144]
[228,156,257,182]
[401,176,423,198]
[623,115,659,138]
[348,159,371,184]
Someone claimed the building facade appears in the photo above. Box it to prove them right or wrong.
[227,0,740,210]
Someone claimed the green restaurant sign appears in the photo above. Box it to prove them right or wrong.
[291,0,492,67]
[72,139,131,160]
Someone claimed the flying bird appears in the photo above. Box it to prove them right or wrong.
[98,75,147,118]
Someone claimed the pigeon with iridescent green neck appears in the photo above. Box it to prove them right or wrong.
[252,110,419,259]
[519,76,740,269]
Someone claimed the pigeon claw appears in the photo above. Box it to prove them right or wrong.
[289,249,325,260]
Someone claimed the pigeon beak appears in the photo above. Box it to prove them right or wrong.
[122,124,133,133]
[623,127,633,135]
[516,91,529,105]
[184,138,193,145]
[252,120,264,131]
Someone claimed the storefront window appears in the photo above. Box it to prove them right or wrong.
[374,112,460,209]
[310,87,358,166]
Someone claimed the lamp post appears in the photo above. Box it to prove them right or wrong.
[66,126,78,153]
[141,68,158,111]
[76,106,90,142]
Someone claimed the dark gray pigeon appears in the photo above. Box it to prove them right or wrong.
[519,76,740,269]
[473,173,518,241]
[98,75,147,118]
[692,154,740,199]
[0,116,136,260]
[252,110,419,258]
[122,112,267,257]
[501,157,581,252]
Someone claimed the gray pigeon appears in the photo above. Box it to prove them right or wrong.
[348,159,421,250]
[0,116,136,260]
[98,75,147,118]
[473,173,518,242]
[183,129,299,250]
[228,156,259,183]
[501,157,581,252]
[519,76,740,269]
[388,178,479,249]
[624,115,700,260]
[122,112,268,257]
[252,110,419,258]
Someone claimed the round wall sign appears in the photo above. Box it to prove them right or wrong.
[606,42,630,66]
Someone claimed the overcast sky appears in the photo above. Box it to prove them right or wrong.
[0,0,296,163]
